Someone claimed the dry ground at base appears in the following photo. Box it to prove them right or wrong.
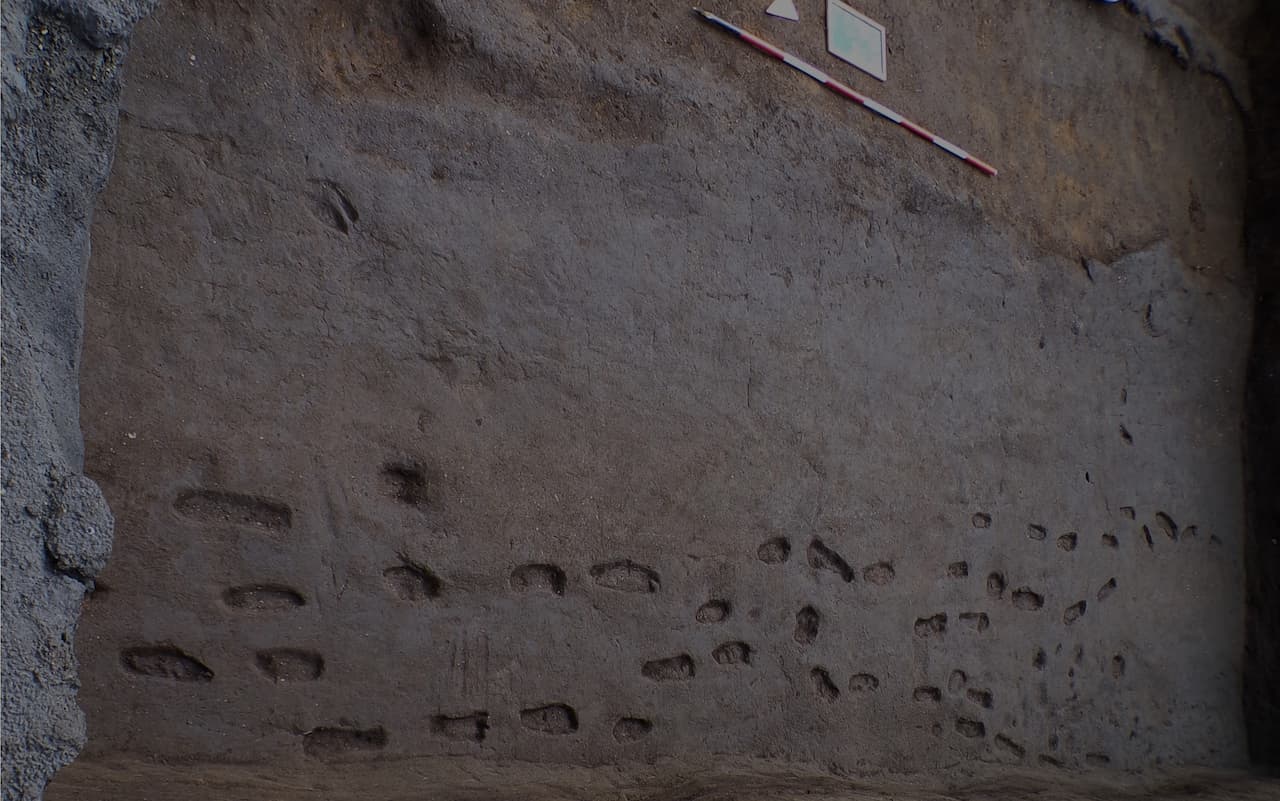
[46,756,1280,801]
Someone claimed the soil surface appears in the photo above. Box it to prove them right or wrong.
[66,0,1260,788]
[45,755,1280,801]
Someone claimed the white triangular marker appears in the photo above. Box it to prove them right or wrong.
[766,0,800,22]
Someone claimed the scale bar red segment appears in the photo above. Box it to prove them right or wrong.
[694,8,998,177]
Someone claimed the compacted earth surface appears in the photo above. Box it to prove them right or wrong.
[25,0,1280,797]
[42,757,1280,801]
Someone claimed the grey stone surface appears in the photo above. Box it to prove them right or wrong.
[1,1,153,799]
[70,0,1255,776]
[44,472,115,582]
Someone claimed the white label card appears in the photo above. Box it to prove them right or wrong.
[826,0,887,82]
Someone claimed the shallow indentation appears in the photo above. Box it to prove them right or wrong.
[971,512,992,529]
[1027,524,1047,541]
[519,703,578,735]
[807,538,854,582]
[642,654,694,682]
[986,572,1006,599]
[222,584,305,611]
[756,537,791,564]
[509,563,566,596]
[913,686,942,703]
[590,560,660,593]
[794,605,820,645]
[613,717,652,742]
[432,712,488,742]
[173,489,291,530]
[1063,600,1087,625]
[955,718,986,738]
[381,461,431,507]
[1101,533,1119,549]
[302,726,387,760]
[121,645,213,682]
[1097,578,1117,601]
[1012,587,1044,611]
[309,178,360,234]
[1154,511,1178,540]
[849,673,879,692]
[947,561,969,578]
[995,733,1026,758]
[966,688,993,708]
[959,612,990,632]
[711,641,752,666]
[696,599,731,623]
[862,561,895,585]
[1056,532,1078,551]
[811,667,839,702]
[384,560,441,601]
[255,648,324,682]
[914,613,947,637]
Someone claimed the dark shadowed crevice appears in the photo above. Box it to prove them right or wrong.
[1243,0,1280,771]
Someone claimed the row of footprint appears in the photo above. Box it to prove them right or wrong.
[301,705,655,760]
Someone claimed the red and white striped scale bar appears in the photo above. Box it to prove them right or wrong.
[695,8,998,177]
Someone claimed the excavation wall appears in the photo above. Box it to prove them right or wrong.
[3,0,1265,792]
[69,0,1255,774]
